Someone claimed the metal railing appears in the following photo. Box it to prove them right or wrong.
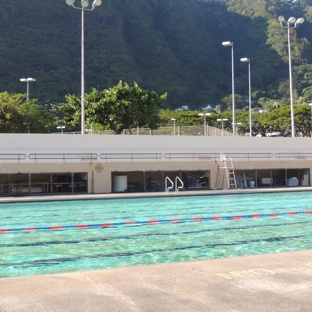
[175,176,184,194]
[275,153,312,159]
[100,153,162,161]
[165,177,174,193]
[0,154,26,163]
[29,153,98,162]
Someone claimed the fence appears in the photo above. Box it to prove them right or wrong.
[119,126,235,136]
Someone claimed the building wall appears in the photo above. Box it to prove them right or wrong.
[0,134,311,194]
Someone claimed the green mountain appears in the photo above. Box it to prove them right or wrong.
[1,0,312,109]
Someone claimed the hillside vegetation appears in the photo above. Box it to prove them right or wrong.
[1,0,312,110]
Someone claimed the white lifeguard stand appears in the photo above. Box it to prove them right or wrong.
[217,154,237,189]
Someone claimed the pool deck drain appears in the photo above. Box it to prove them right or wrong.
[1,250,312,312]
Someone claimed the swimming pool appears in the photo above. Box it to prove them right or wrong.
[1,191,312,278]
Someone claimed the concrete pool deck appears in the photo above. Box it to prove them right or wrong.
[1,250,312,312]
[1,188,312,311]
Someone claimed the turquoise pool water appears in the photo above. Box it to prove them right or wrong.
[1,191,312,278]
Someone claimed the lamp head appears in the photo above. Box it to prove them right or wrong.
[278,16,285,23]
[296,17,304,25]
[240,57,249,63]
[81,0,89,8]
[92,0,102,6]
[288,17,296,24]
[66,0,75,5]
[222,41,232,47]
[20,78,26,82]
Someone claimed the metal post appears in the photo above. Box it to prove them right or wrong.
[231,44,235,136]
[248,60,252,136]
[278,16,305,138]
[171,118,176,136]
[26,81,30,100]
[66,0,102,135]
[287,24,295,138]
[309,103,312,137]
[81,8,85,135]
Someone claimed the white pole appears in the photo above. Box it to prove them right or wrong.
[287,23,295,138]
[81,8,85,135]
[26,81,29,100]
[248,60,252,136]
[231,44,236,137]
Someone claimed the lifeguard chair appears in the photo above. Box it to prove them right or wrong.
[217,154,237,189]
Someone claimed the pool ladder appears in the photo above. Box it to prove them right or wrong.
[219,154,237,189]
[165,176,184,194]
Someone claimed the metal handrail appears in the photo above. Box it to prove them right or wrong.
[29,153,98,162]
[165,177,174,193]
[175,176,184,194]
[100,153,162,161]
[0,154,26,163]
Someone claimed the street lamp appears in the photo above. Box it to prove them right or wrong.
[309,103,312,137]
[66,0,102,135]
[57,126,66,134]
[217,118,228,136]
[278,15,304,138]
[20,78,36,100]
[232,122,242,136]
[240,58,252,137]
[171,118,176,136]
[198,113,211,136]
[222,41,235,136]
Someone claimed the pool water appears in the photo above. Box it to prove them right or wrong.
[1,192,312,278]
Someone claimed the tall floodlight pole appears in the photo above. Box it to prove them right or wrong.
[309,103,312,137]
[240,58,252,136]
[222,41,235,136]
[20,78,36,100]
[66,0,102,135]
[278,16,304,138]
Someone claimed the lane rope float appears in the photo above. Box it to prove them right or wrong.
[1,210,312,233]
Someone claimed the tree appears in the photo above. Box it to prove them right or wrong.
[0,92,55,133]
[258,104,311,136]
[56,81,167,134]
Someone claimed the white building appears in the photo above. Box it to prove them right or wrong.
[0,134,310,196]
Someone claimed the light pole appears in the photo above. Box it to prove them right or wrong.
[222,41,235,136]
[278,16,304,138]
[240,58,252,136]
[217,118,228,136]
[232,122,242,136]
[198,113,211,136]
[171,118,176,136]
[57,126,66,134]
[309,103,312,137]
[66,0,102,135]
[20,78,36,100]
